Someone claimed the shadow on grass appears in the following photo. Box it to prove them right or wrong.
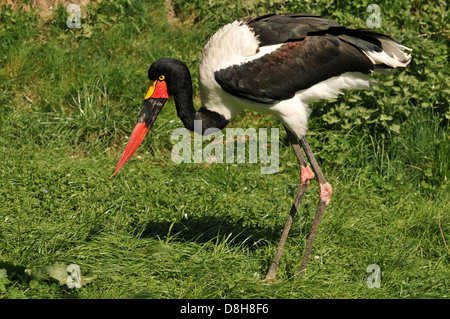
[131,212,309,251]
[0,262,27,281]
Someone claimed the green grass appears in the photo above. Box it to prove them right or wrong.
[0,0,449,299]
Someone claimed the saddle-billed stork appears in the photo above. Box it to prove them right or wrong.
[110,13,411,280]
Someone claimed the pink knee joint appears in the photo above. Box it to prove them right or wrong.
[301,166,315,185]
[320,183,332,206]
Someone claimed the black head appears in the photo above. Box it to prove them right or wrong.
[110,58,192,178]
[147,58,192,97]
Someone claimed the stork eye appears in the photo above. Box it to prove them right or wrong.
[159,75,165,81]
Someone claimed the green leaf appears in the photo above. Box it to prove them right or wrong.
[380,114,393,121]
[44,262,71,284]
[390,124,401,133]
[29,279,39,289]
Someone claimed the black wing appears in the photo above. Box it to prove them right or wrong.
[246,13,339,46]
[214,14,394,104]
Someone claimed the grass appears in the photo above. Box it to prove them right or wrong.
[0,0,449,299]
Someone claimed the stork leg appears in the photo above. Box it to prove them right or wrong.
[265,127,314,280]
[265,129,332,280]
[298,136,332,277]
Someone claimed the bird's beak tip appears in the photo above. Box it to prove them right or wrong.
[111,97,167,179]
[111,121,150,179]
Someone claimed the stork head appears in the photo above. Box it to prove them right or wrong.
[110,58,190,178]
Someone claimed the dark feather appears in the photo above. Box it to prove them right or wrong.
[215,35,374,103]
[214,14,403,103]
[247,13,339,46]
